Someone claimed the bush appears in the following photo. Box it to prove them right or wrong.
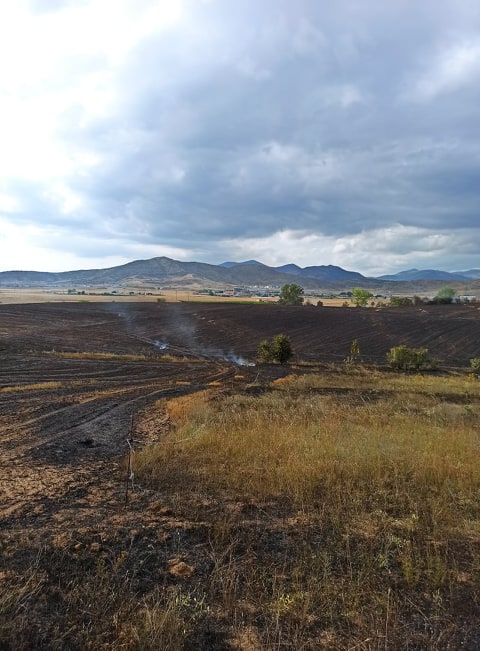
[387,345,432,371]
[344,339,360,367]
[257,339,274,363]
[431,287,456,304]
[389,296,413,307]
[470,358,480,377]
[257,334,293,364]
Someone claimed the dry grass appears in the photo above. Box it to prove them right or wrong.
[3,368,480,649]
[132,368,480,647]
[165,390,212,426]
[0,379,97,392]
[42,350,203,363]
[136,371,480,505]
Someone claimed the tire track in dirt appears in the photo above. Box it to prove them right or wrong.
[0,362,237,527]
[1,365,235,461]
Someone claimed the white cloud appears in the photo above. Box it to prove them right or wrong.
[220,225,480,276]
[0,216,193,271]
[410,40,480,101]
[0,0,479,274]
[0,194,19,213]
[0,0,183,182]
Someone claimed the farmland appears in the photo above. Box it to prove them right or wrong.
[1,301,480,649]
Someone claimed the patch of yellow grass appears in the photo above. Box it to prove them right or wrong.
[271,375,296,386]
[41,350,204,363]
[0,381,64,393]
[137,370,480,517]
[0,379,97,393]
[44,351,150,361]
[165,390,211,426]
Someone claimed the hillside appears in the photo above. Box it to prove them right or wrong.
[1,256,480,294]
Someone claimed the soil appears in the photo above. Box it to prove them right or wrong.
[1,301,478,525]
[1,301,479,648]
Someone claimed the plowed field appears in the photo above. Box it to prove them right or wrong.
[2,300,480,364]
[1,300,478,526]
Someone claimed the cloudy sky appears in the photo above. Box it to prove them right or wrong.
[0,0,479,275]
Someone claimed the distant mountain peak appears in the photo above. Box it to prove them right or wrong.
[219,260,265,268]
[377,268,472,281]
[2,256,479,290]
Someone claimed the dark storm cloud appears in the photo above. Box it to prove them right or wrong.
[3,0,480,272]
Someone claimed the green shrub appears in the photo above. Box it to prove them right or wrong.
[257,334,293,364]
[470,358,480,377]
[389,296,413,307]
[387,345,432,371]
[344,339,360,367]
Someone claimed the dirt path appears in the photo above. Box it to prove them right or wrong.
[0,355,244,550]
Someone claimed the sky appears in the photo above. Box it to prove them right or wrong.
[0,0,479,276]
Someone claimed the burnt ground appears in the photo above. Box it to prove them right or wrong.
[1,301,480,648]
[2,300,480,364]
[1,300,479,527]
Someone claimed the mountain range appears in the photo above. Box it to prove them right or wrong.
[377,268,480,281]
[0,257,479,291]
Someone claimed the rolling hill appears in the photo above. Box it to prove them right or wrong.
[1,256,479,293]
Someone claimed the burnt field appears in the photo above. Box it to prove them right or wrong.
[1,300,478,533]
[1,301,480,648]
[1,300,480,365]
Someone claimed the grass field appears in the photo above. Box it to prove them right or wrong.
[0,288,361,307]
[3,365,479,649]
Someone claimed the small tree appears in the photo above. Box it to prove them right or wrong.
[345,339,360,367]
[432,287,456,304]
[257,334,293,364]
[278,284,304,306]
[351,287,373,307]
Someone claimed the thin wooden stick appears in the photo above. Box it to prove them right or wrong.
[124,414,134,507]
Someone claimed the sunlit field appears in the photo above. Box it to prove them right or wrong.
[0,288,371,306]
[132,369,480,648]
[1,368,469,649]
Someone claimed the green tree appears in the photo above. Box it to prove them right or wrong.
[432,287,456,304]
[278,283,304,305]
[257,334,293,364]
[351,287,373,307]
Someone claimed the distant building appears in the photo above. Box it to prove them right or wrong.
[456,295,477,303]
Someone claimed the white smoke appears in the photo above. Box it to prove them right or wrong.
[224,351,255,366]
[199,348,255,366]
